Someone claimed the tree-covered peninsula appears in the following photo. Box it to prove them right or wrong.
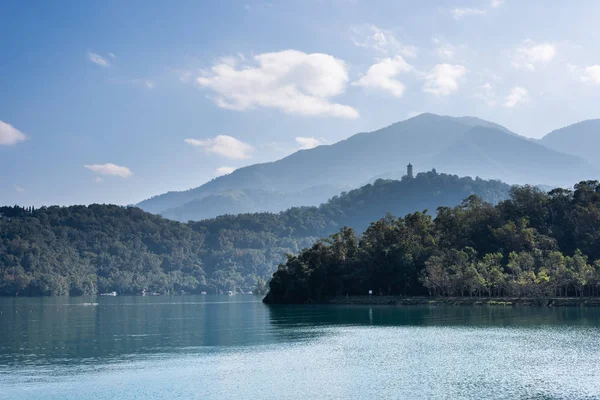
[264,181,600,304]
[0,172,510,296]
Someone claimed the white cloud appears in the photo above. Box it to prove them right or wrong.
[144,80,156,89]
[503,87,529,108]
[14,185,25,193]
[216,167,236,176]
[108,52,116,59]
[451,8,487,19]
[84,163,133,178]
[296,137,325,150]
[95,177,104,183]
[195,50,358,119]
[351,25,418,58]
[475,82,497,106]
[491,0,504,8]
[0,120,27,146]
[581,65,600,84]
[512,40,556,71]
[185,135,253,160]
[352,56,412,97]
[423,64,467,96]
[87,52,111,67]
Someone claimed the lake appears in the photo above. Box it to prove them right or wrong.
[1,296,600,399]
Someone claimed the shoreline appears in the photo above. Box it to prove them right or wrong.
[322,296,600,307]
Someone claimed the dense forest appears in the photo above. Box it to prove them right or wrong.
[264,181,600,304]
[0,172,510,296]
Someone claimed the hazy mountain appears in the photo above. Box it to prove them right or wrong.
[540,119,600,168]
[138,113,597,220]
[434,126,593,185]
[161,184,352,222]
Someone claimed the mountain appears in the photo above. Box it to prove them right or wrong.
[434,126,592,185]
[540,119,600,168]
[138,113,597,220]
[1,172,511,296]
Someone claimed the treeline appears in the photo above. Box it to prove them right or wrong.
[0,205,316,296]
[0,172,510,296]
[264,181,600,303]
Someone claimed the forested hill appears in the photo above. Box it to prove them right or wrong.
[264,181,600,304]
[0,172,510,296]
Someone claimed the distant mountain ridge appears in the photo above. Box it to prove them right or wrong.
[539,119,600,168]
[160,184,352,222]
[138,113,598,221]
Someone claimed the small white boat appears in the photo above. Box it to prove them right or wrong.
[228,291,234,296]
[100,291,117,296]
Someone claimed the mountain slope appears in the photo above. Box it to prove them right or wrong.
[435,126,594,185]
[540,119,600,168]
[138,113,597,220]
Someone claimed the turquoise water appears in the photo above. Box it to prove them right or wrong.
[1,296,600,399]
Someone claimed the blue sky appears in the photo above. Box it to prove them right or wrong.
[2,0,600,207]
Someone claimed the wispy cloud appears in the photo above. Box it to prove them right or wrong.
[185,135,253,160]
[195,50,358,119]
[512,40,556,71]
[451,1,504,19]
[84,163,133,178]
[474,82,497,106]
[423,64,467,96]
[0,120,27,146]
[108,78,156,89]
[432,37,464,60]
[451,8,487,19]
[177,70,194,83]
[87,52,111,67]
[14,185,25,193]
[503,87,529,107]
[296,137,326,150]
[352,56,413,97]
[351,24,418,58]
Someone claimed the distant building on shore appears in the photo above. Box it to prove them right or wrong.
[406,163,414,179]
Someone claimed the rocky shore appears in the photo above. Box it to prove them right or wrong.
[325,296,600,307]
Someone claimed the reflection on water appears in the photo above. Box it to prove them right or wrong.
[267,303,600,328]
[2,296,600,368]
[2,297,600,400]
[0,296,274,368]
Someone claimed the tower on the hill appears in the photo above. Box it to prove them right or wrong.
[407,163,414,179]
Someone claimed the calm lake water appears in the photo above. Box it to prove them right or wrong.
[1,296,600,399]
